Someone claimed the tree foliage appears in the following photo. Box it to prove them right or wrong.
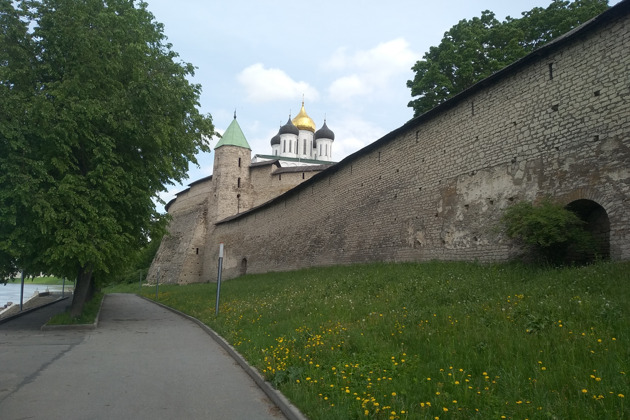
[501,198,596,264]
[0,0,214,314]
[407,0,609,117]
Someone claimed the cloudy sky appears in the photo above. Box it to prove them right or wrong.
[143,0,620,206]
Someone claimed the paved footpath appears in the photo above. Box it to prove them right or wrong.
[0,293,287,420]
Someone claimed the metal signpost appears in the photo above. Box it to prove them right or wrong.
[215,243,224,316]
[19,271,25,311]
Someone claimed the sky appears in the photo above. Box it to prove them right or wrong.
[142,0,621,207]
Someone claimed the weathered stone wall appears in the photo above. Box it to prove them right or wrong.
[250,164,324,209]
[207,7,630,280]
[149,154,331,283]
[150,179,213,284]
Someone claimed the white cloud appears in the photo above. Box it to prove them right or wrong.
[328,74,370,102]
[331,116,387,160]
[237,63,319,103]
[325,38,417,102]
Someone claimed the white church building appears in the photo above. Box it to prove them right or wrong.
[252,101,335,167]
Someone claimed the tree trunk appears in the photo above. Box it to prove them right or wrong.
[70,265,94,317]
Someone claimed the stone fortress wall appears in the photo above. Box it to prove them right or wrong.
[151,152,328,284]
[150,2,630,284]
[206,3,630,281]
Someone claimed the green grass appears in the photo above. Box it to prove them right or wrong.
[46,292,104,325]
[105,261,629,419]
[4,276,68,285]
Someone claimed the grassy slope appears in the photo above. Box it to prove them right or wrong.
[5,276,67,285]
[107,261,629,419]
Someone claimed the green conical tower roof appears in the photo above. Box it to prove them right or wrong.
[214,112,251,150]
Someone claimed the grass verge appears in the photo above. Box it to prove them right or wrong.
[106,261,629,419]
[46,292,104,325]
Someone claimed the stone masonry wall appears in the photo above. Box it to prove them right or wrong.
[149,180,213,284]
[250,165,324,209]
[149,155,330,284]
[207,9,630,280]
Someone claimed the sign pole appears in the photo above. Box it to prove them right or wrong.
[215,243,224,316]
[19,271,25,311]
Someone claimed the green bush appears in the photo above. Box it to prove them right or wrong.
[501,198,596,264]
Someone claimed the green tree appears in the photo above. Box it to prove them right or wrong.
[500,198,596,264]
[407,0,609,117]
[0,0,214,315]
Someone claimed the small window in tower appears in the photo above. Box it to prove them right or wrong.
[325,144,328,157]
[289,141,292,153]
[238,157,241,167]
[196,248,199,255]
[283,140,286,153]
[237,177,241,188]
[303,139,306,155]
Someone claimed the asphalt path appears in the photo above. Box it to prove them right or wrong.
[0,293,287,420]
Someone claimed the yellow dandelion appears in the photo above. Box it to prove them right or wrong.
[392,392,397,396]
[582,389,588,393]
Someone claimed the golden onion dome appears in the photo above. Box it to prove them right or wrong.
[292,101,316,132]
